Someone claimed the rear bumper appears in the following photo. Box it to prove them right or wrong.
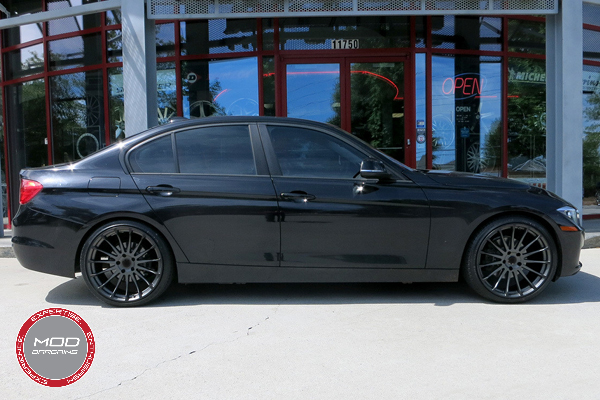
[12,208,82,278]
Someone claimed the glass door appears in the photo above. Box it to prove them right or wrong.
[348,60,407,164]
[283,57,413,166]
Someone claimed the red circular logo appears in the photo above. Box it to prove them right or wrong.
[16,308,95,387]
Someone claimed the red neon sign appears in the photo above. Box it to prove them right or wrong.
[442,74,485,99]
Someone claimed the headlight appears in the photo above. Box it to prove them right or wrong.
[557,206,581,228]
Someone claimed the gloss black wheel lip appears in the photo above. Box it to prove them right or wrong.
[475,223,553,299]
[84,225,164,303]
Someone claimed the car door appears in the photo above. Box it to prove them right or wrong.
[128,123,280,267]
[259,123,430,270]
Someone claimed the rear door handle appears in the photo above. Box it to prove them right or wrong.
[146,185,180,197]
[281,191,316,202]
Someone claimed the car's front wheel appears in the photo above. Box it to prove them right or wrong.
[462,217,558,303]
[80,220,174,306]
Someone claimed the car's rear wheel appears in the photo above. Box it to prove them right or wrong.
[462,217,557,303]
[80,220,173,306]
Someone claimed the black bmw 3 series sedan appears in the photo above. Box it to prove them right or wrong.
[13,117,584,306]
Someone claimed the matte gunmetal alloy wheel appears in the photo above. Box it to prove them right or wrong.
[80,221,174,306]
[463,217,558,303]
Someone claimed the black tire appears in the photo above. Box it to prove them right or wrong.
[462,216,558,303]
[80,220,174,307]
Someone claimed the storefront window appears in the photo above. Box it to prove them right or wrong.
[50,70,105,164]
[182,57,259,118]
[415,53,427,169]
[431,16,502,51]
[583,65,600,202]
[263,57,276,116]
[286,63,340,125]
[156,23,176,58]
[4,44,44,80]
[1,0,43,47]
[181,19,257,55]
[106,9,122,26]
[432,55,501,175]
[508,19,545,55]
[507,58,546,185]
[108,67,124,141]
[48,33,102,71]
[279,17,410,50]
[584,29,600,62]
[107,29,123,63]
[47,5,101,35]
[157,62,177,124]
[5,79,47,215]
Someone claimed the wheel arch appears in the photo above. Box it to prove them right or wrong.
[74,212,187,276]
[459,210,563,281]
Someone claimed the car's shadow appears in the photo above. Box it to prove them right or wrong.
[45,271,600,307]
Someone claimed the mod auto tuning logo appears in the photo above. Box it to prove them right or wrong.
[16,308,95,387]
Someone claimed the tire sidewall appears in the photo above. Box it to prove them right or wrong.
[80,220,174,307]
[462,216,558,303]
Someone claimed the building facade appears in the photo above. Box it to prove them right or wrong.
[0,0,597,225]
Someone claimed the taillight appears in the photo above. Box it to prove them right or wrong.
[20,179,43,204]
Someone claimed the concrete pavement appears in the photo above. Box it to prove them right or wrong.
[2,250,600,399]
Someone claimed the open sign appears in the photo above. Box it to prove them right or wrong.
[442,73,486,99]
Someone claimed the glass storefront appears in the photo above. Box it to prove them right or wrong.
[0,6,556,224]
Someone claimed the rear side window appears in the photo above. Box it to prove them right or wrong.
[175,125,256,175]
[129,135,176,173]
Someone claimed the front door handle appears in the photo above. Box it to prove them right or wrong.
[146,185,180,197]
[281,191,316,202]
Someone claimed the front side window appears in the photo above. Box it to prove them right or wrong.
[268,126,364,179]
[175,125,256,175]
[129,135,176,173]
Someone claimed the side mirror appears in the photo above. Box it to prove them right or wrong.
[360,159,392,180]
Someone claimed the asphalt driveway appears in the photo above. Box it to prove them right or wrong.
[2,249,600,399]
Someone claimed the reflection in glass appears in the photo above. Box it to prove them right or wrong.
[431,16,502,51]
[50,70,105,164]
[279,17,409,50]
[508,19,545,55]
[156,23,176,58]
[106,9,122,26]
[107,30,123,63]
[157,63,177,124]
[47,2,100,36]
[181,19,257,55]
[182,57,259,118]
[584,29,600,62]
[507,58,546,185]
[4,44,44,80]
[286,63,340,126]
[3,23,43,48]
[415,54,427,169]
[5,79,47,215]
[432,55,501,175]
[48,33,102,71]
[583,65,600,203]
[263,57,276,116]
[583,64,600,201]
[350,62,405,163]
[108,67,124,141]
[2,0,43,48]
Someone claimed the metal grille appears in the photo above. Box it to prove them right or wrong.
[148,0,558,19]
[289,1,353,13]
[492,0,556,12]
[425,0,488,11]
[219,0,284,14]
